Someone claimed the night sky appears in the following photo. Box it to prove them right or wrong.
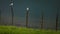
[0,0,60,29]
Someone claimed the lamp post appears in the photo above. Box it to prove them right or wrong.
[26,8,29,27]
[56,8,59,31]
[10,0,14,25]
[0,9,1,24]
[41,10,44,29]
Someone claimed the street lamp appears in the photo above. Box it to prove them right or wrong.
[10,0,14,25]
[27,8,29,11]
[26,8,29,27]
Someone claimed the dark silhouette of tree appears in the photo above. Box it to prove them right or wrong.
[56,8,59,31]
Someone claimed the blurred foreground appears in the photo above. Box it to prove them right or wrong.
[0,25,60,34]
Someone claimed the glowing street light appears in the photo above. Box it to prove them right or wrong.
[9,0,13,6]
[10,0,14,25]
[27,8,29,11]
[10,3,13,6]
[26,8,29,27]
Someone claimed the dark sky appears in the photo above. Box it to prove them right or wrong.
[0,0,60,29]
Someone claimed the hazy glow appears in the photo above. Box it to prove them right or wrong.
[10,3,13,6]
[27,8,29,11]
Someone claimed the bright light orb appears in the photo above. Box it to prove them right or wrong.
[27,8,29,11]
[10,3,13,6]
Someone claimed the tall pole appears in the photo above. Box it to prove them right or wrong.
[0,9,1,23]
[56,8,59,31]
[26,8,29,27]
[10,0,14,25]
[41,10,44,29]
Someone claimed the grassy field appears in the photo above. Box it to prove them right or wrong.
[0,26,60,34]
